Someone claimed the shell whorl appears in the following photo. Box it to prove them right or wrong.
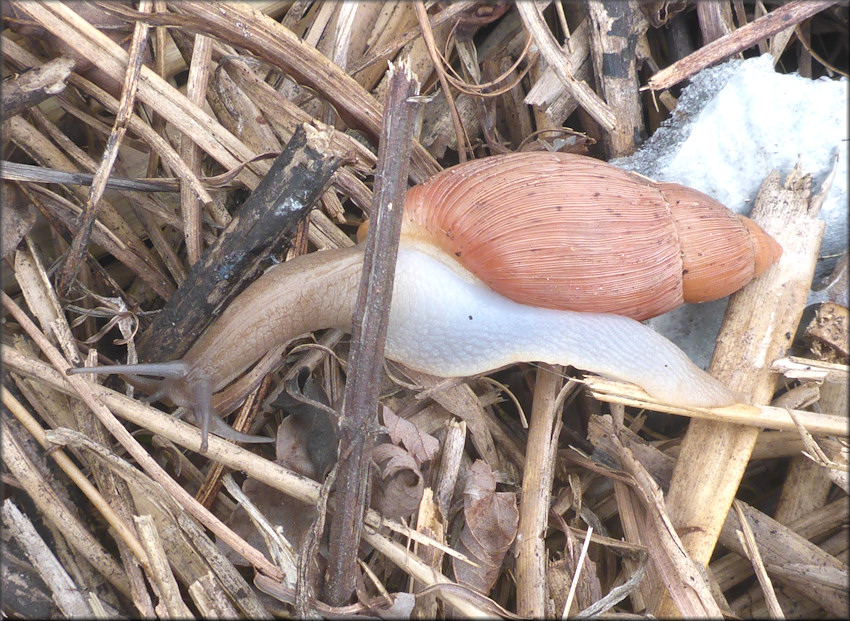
[402,152,781,321]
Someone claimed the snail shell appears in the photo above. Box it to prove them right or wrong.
[401,152,782,321]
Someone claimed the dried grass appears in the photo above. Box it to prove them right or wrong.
[2,2,847,618]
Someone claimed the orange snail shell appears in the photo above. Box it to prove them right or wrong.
[400,152,782,322]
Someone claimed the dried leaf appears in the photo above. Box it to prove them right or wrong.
[371,443,424,520]
[275,414,321,481]
[274,374,337,478]
[452,460,518,595]
[381,405,439,464]
[219,475,317,568]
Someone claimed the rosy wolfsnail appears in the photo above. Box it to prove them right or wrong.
[68,152,782,451]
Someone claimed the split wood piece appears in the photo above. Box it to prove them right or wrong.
[720,500,849,617]
[137,125,340,360]
[218,55,375,210]
[347,1,476,76]
[414,0,469,162]
[771,255,850,547]
[1,161,177,193]
[134,515,193,618]
[178,32,213,265]
[1,416,133,600]
[515,366,565,616]
[589,415,849,617]
[586,0,646,157]
[2,386,154,579]
[14,243,155,611]
[524,18,592,128]
[609,433,724,617]
[1,36,216,217]
[411,488,446,618]
[2,296,284,581]
[9,1,263,188]
[696,1,735,45]
[647,0,839,91]
[3,347,488,617]
[1,56,75,117]
[5,113,174,300]
[137,1,441,184]
[56,10,152,297]
[515,1,616,133]
[325,61,421,606]
[656,162,831,617]
[773,302,848,528]
[1,499,94,618]
[771,355,849,385]
[348,3,418,94]
[400,369,503,473]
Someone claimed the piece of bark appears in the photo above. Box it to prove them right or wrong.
[1,183,38,260]
[55,7,152,298]
[589,415,849,617]
[586,0,647,157]
[137,124,340,359]
[806,302,849,363]
[515,367,566,616]
[324,61,420,606]
[647,0,839,91]
[134,1,440,184]
[515,1,616,133]
[1,56,76,118]
[656,162,831,617]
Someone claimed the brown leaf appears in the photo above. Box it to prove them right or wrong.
[371,443,425,521]
[275,414,320,480]
[381,405,439,464]
[219,476,317,567]
[452,460,518,595]
[274,374,337,478]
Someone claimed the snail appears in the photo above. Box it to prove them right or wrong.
[68,152,782,451]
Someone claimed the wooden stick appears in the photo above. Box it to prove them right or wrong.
[515,367,566,616]
[137,125,340,359]
[515,1,616,133]
[647,0,838,91]
[324,61,420,606]
[583,376,847,436]
[1,56,75,117]
[655,162,830,617]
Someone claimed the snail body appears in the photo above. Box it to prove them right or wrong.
[69,153,781,451]
[386,239,737,406]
